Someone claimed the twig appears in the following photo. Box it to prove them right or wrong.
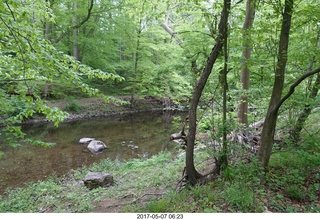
[5,2,16,21]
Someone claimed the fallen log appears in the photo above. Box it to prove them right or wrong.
[170,121,186,140]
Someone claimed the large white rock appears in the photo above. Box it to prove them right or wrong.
[87,140,107,154]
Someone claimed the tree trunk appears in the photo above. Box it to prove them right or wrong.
[130,24,142,108]
[258,0,293,168]
[238,0,256,127]
[185,0,231,185]
[73,2,79,61]
[220,0,229,168]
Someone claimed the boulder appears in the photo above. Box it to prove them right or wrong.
[84,172,114,190]
[87,140,107,154]
[79,138,95,144]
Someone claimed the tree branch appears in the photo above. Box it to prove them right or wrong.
[276,67,320,110]
[176,30,213,38]
[51,0,94,44]
[5,2,16,21]
[160,4,183,43]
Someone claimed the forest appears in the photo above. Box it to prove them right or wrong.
[0,0,320,213]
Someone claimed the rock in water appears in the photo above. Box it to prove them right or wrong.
[84,172,114,189]
[79,138,95,144]
[87,140,107,154]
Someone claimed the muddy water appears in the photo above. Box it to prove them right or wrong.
[0,111,187,195]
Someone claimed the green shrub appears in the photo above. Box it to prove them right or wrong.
[220,182,256,212]
[147,199,170,212]
[64,96,82,113]
[284,184,306,201]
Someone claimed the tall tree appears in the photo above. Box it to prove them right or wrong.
[258,0,294,167]
[237,0,256,128]
[130,19,142,107]
[185,0,231,185]
[73,2,79,61]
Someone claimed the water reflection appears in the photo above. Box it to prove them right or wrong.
[0,110,187,195]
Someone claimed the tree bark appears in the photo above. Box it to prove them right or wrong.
[130,22,142,108]
[185,0,231,185]
[238,0,256,127]
[73,2,79,61]
[258,0,293,168]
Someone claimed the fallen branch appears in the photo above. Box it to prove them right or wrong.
[170,116,188,141]
[160,4,183,43]
[170,121,186,140]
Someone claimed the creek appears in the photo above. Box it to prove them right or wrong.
[0,110,187,195]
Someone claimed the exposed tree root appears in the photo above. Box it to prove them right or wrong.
[176,156,221,191]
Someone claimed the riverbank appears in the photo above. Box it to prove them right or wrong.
[22,96,186,124]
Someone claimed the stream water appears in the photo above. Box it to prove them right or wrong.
[0,110,187,195]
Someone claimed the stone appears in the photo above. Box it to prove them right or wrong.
[87,140,107,154]
[79,138,95,144]
[84,172,114,190]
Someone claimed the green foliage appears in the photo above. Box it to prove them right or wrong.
[284,184,306,201]
[0,175,63,212]
[267,146,320,209]
[0,0,123,148]
[218,159,265,212]
[269,150,320,170]
[300,111,320,148]
[64,96,82,113]
[146,199,170,213]
[220,182,256,212]
[198,116,213,132]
